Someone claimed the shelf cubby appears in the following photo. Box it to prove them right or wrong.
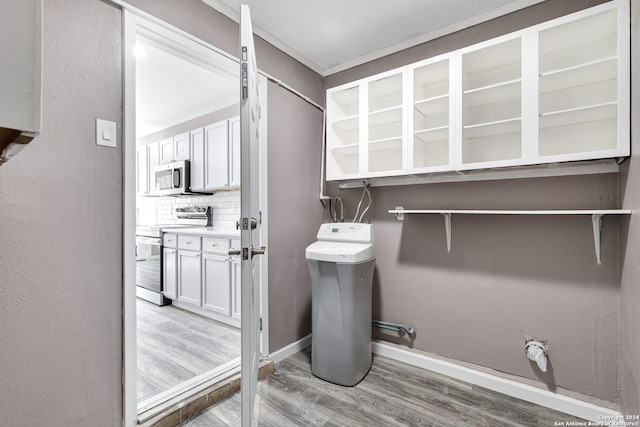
[328,86,359,121]
[330,145,360,176]
[369,73,403,112]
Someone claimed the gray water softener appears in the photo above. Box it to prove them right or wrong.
[306,223,376,386]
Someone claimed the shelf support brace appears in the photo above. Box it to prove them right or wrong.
[592,213,603,265]
[394,206,405,221]
[442,213,452,252]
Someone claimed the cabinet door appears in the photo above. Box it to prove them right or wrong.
[178,250,202,306]
[231,258,241,320]
[229,117,241,187]
[147,142,159,193]
[173,131,191,161]
[136,146,148,195]
[162,248,177,300]
[159,137,174,164]
[190,127,205,191]
[203,254,231,315]
[204,120,229,190]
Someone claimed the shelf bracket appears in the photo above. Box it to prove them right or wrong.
[394,206,405,221]
[592,213,604,265]
[442,213,452,252]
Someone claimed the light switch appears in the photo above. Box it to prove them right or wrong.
[96,119,117,148]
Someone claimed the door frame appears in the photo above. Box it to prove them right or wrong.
[122,9,269,426]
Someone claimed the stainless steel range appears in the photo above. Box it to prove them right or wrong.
[135,206,212,305]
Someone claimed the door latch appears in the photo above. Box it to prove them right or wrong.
[236,217,257,230]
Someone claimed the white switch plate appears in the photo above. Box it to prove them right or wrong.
[96,119,117,148]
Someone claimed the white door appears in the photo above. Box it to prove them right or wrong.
[238,5,263,426]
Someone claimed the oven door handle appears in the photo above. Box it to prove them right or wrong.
[136,236,162,246]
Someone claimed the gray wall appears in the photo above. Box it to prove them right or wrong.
[0,0,123,425]
[125,0,325,353]
[619,0,640,416]
[324,0,623,405]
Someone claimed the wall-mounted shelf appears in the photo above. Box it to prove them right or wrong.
[388,207,632,264]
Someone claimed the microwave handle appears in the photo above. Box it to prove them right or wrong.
[173,168,181,188]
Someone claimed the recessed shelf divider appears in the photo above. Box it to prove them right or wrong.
[388,207,632,264]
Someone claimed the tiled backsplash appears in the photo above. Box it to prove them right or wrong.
[136,190,240,229]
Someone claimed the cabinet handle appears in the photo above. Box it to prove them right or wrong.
[186,241,191,244]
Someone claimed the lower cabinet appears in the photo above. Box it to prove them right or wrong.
[177,250,202,306]
[162,233,240,325]
[203,253,231,315]
[163,247,177,299]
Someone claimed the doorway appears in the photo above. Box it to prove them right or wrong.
[123,10,269,425]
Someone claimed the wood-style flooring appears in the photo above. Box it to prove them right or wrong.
[137,299,241,401]
[180,347,589,427]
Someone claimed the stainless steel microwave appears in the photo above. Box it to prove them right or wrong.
[152,160,192,196]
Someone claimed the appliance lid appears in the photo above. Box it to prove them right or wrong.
[305,240,375,263]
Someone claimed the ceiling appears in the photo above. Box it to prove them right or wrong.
[135,40,238,138]
[202,0,546,75]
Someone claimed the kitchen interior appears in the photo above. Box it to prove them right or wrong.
[133,34,244,405]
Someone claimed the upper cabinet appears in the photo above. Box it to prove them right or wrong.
[0,0,42,164]
[159,132,190,164]
[191,117,241,193]
[325,0,629,181]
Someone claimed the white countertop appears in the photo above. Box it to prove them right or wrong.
[161,226,240,238]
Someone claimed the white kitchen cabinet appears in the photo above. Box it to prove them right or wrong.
[205,120,230,189]
[162,247,177,300]
[0,0,42,159]
[229,117,241,187]
[325,0,629,181]
[178,250,202,306]
[173,132,191,161]
[203,254,231,315]
[159,132,191,164]
[136,145,148,196]
[147,142,159,193]
[137,142,159,196]
[326,68,406,180]
[159,137,173,165]
[190,118,240,192]
[190,127,205,191]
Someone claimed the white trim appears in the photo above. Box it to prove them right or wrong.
[371,341,621,423]
[268,334,312,364]
[122,10,138,427]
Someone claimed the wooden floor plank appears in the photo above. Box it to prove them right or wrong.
[137,299,241,401]
[181,347,591,427]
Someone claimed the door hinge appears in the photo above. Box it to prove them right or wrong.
[259,317,263,331]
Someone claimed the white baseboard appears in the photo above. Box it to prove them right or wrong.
[372,341,620,423]
[269,334,311,364]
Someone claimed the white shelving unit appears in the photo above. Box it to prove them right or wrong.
[461,37,523,167]
[410,58,453,172]
[388,207,632,265]
[367,72,404,174]
[324,0,629,183]
[538,7,621,159]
